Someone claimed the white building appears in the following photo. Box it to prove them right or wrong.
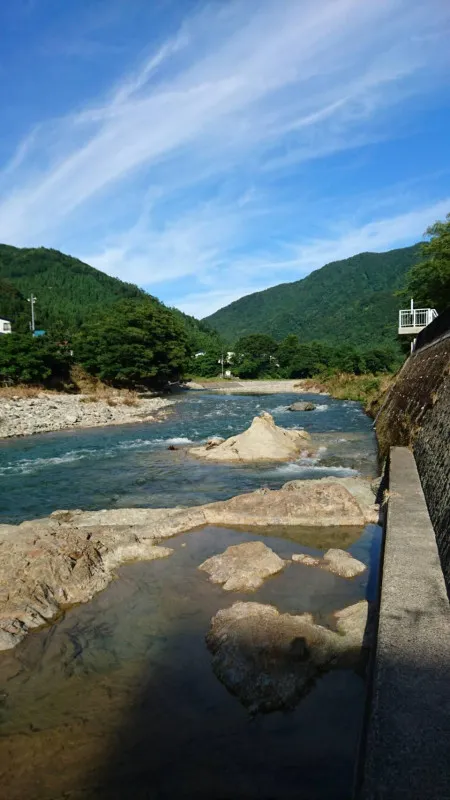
[0,318,11,335]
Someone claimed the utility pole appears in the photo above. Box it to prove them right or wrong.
[221,353,224,378]
[28,293,37,333]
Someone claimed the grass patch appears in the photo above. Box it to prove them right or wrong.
[298,372,395,417]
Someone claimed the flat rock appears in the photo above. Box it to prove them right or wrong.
[189,411,311,462]
[204,479,373,528]
[206,600,368,714]
[0,476,377,651]
[199,541,285,591]
[288,401,316,411]
[283,476,379,523]
[292,548,367,578]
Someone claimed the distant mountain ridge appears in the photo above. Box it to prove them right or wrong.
[203,244,421,347]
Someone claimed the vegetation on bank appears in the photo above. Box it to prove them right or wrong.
[299,373,395,417]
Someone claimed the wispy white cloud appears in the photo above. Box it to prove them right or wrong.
[0,0,449,317]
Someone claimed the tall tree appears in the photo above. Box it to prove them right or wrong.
[233,334,279,378]
[75,298,191,387]
[403,213,450,310]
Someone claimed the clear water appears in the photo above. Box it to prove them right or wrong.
[0,391,377,523]
[0,392,381,799]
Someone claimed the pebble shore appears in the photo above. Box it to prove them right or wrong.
[0,393,174,439]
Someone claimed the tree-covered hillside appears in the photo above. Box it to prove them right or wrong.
[0,243,221,352]
[0,244,146,331]
[204,245,421,347]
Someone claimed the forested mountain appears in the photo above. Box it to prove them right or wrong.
[0,244,146,331]
[204,245,421,347]
[0,244,220,351]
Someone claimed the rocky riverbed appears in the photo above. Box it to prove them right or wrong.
[0,475,378,651]
[0,392,174,438]
[0,390,381,799]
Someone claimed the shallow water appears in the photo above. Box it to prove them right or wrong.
[0,391,377,523]
[0,392,380,799]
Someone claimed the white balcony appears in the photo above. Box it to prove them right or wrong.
[398,307,438,335]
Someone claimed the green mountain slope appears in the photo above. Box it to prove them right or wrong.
[204,245,420,347]
[0,244,146,331]
[0,244,221,351]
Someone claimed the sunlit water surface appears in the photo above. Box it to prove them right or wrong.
[0,392,381,799]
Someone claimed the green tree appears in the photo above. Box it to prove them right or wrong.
[0,333,72,385]
[278,334,301,369]
[191,350,222,378]
[75,298,191,387]
[403,213,450,310]
[233,334,279,378]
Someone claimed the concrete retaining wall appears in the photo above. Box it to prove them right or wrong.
[357,447,450,799]
[375,336,450,591]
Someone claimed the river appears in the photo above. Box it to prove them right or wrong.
[0,391,381,799]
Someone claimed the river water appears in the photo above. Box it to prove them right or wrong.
[0,391,381,799]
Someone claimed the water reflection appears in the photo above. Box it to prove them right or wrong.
[0,522,381,799]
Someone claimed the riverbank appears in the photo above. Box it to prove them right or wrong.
[0,392,175,439]
[299,373,395,416]
[186,378,328,395]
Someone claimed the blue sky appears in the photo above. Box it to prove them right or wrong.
[1,0,450,318]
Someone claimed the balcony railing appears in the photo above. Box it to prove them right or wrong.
[398,308,438,334]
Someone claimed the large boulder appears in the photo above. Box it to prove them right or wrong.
[189,411,311,462]
[206,600,368,713]
[199,541,285,591]
[288,401,316,411]
[292,548,367,578]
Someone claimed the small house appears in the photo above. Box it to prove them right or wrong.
[0,318,11,335]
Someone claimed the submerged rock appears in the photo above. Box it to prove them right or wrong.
[288,401,316,411]
[0,477,377,651]
[199,541,285,591]
[323,548,367,578]
[189,411,311,463]
[206,600,368,714]
[292,548,367,579]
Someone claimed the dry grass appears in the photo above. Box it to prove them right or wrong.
[70,365,139,406]
[0,385,45,399]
